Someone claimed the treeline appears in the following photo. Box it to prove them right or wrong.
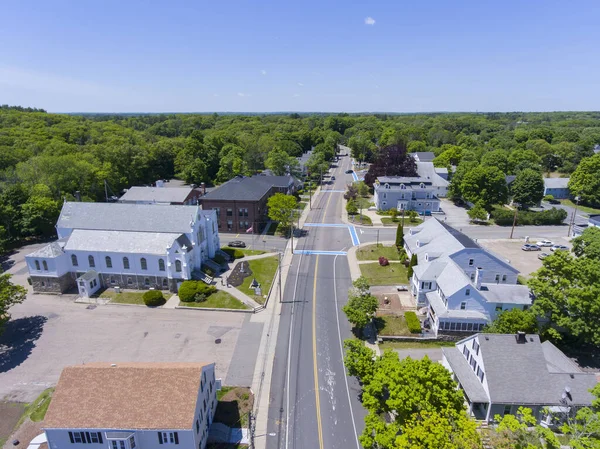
[2,109,600,249]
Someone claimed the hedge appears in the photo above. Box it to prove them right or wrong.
[221,247,245,259]
[178,280,217,302]
[143,290,166,307]
[491,207,567,226]
[404,311,422,334]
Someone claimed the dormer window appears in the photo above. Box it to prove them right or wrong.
[416,240,420,247]
[425,254,429,261]
[420,183,425,189]
[385,183,390,189]
[400,184,406,190]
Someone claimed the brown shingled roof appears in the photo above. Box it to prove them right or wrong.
[44,362,211,430]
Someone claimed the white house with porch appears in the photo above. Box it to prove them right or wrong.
[442,333,598,423]
[404,219,531,334]
[25,202,220,293]
[43,362,220,449]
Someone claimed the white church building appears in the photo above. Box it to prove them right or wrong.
[25,202,220,294]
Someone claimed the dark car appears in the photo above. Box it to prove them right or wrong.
[228,240,246,248]
[331,176,336,181]
[548,199,560,204]
[345,169,353,174]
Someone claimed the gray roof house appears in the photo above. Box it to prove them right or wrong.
[442,333,598,423]
[573,214,600,237]
[119,186,201,205]
[373,162,449,212]
[411,152,436,163]
[543,177,571,199]
[404,219,530,334]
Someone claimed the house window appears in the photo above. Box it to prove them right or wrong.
[523,305,529,311]
[467,322,473,331]
[495,305,502,312]
[472,340,480,355]
[90,433,103,444]
[383,193,387,199]
[123,257,130,269]
[141,258,147,270]
[88,255,95,268]
[144,278,150,286]
[159,432,178,445]
[212,207,220,218]
[460,301,466,310]
[468,259,474,266]
[71,254,78,266]
[478,370,485,382]
[465,288,470,296]
[127,277,133,285]
[504,405,512,416]
[42,260,48,270]
[470,273,475,281]
[163,278,168,287]
[470,355,477,371]
[73,432,83,443]
[110,276,116,284]
[502,274,507,282]
[196,419,200,433]
[227,220,232,231]
[495,274,500,282]
[159,259,165,271]
[400,184,406,190]
[175,260,182,272]
[129,437,136,449]
[463,346,469,358]
[35,260,40,270]
[226,208,233,217]
[204,398,207,412]
[420,183,425,189]
[238,208,248,217]
[450,322,456,330]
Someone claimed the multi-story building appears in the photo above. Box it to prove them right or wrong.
[43,363,220,449]
[25,202,220,293]
[442,333,597,423]
[118,183,202,205]
[200,174,301,233]
[373,162,449,212]
[404,219,531,334]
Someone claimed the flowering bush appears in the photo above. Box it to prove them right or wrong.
[379,256,389,266]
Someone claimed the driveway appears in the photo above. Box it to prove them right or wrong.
[439,199,471,227]
[395,347,442,362]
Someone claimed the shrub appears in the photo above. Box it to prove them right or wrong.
[543,194,554,202]
[379,256,389,266]
[143,290,165,307]
[178,280,199,302]
[397,248,407,262]
[221,247,245,259]
[490,207,567,226]
[194,293,207,303]
[404,311,421,333]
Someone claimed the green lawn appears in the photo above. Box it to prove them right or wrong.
[359,262,408,286]
[356,244,400,261]
[100,289,148,305]
[16,388,54,427]
[222,246,267,257]
[375,315,411,336]
[237,256,279,304]
[560,199,600,215]
[379,340,455,351]
[179,290,249,310]
[381,217,423,226]
[349,214,373,225]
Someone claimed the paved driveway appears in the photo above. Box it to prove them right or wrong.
[439,199,471,227]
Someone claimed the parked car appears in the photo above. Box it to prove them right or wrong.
[538,252,550,260]
[396,285,409,291]
[548,199,560,204]
[331,176,336,181]
[228,240,246,248]
[522,244,541,251]
[345,169,353,174]
[550,244,569,252]
[537,239,554,247]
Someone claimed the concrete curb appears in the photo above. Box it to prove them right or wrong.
[175,305,254,313]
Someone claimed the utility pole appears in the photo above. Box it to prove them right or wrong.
[510,204,519,239]
[567,196,580,237]
[308,179,312,210]
[376,229,379,247]
[104,179,109,202]
[278,252,283,303]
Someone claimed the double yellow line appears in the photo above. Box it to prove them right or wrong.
[311,187,336,449]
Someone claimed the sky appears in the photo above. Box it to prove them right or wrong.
[1,0,600,113]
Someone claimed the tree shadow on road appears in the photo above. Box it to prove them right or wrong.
[0,316,47,373]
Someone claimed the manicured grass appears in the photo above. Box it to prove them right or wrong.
[356,244,400,261]
[16,387,54,426]
[375,315,411,336]
[179,291,249,310]
[222,247,267,257]
[349,214,373,225]
[381,217,423,226]
[100,289,148,305]
[237,256,279,304]
[560,199,600,215]
[379,340,455,351]
[359,262,408,286]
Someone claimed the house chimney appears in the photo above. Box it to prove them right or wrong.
[75,191,81,202]
[156,179,164,188]
[516,331,527,344]
[475,267,483,290]
[201,182,206,195]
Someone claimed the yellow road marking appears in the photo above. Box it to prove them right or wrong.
[312,257,324,449]
[235,233,240,237]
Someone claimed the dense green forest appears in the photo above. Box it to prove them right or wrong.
[1,105,600,250]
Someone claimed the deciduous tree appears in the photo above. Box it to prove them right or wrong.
[266,194,297,230]
[0,273,27,335]
[572,227,600,260]
[484,308,538,334]
[343,339,376,384]
[342,277,378,331]
[569,153,600,207]
[510,168,545,209]
[460,165,508,211]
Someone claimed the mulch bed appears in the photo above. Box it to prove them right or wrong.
[227,262,253,288]
[375,293,406,315]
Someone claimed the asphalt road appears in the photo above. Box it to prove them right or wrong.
[266,155,365,449]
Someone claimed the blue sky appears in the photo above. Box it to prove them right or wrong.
[1,0,599,112]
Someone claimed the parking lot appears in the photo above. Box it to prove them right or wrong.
[478,237,572,277]
[0,244,261,402]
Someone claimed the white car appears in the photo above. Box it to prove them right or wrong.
[536,239,554,247]
[550,244,569,252]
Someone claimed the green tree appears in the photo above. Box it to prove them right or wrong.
[448,160,478,201]
[433,145,463,167]
[480,150,510,173]
[561,384,600,448]
[265,148,299,176]
[467,203,488,222]
[389,208,398,222]
[20,195,60,237]
[342,276,378,331]
[266,194,297,230]
[407,140,427,153]
[343,339,376,384]
[508,149,542,174]
[346,200,358,215]
[491,407,560,449]
[569,154,600,207]
[460,165,509,210]
[484,308,538,334]
[0,273,27,335]
[529,250,600,345]
[407,253,417,279]
[395,223,404,249]
[356,181,369,197]
[510,168,545,209]
[572,227,600,260]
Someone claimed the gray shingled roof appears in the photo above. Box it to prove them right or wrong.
[64,230,184,255]
[442,347,489,402]
[426,291,488,320]
[477,334,597,405]
[78,270,98,281]
[544,177,570,189]
[119,186,195,203]
[57,202,198,234]
[413,152,436,162]
[201,175,295,201]
[27,242,64,258]
[479,283,531,305]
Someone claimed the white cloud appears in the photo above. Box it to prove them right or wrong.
[364,16,376,25]
[261,70,267,75]
[297,82,304,87]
